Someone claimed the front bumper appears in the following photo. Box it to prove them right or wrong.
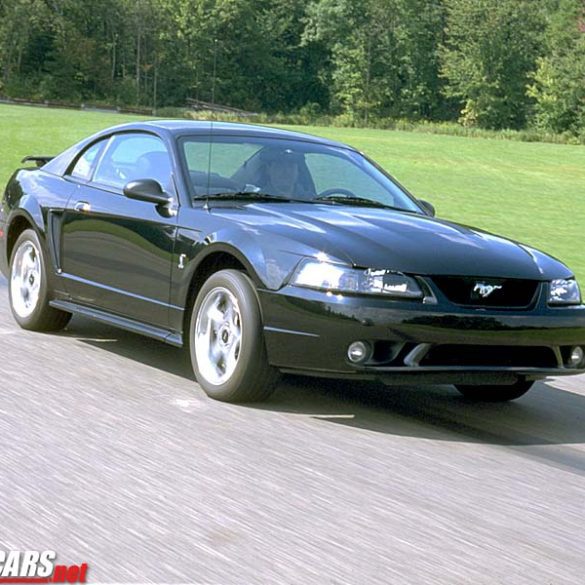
[259,285,585,385]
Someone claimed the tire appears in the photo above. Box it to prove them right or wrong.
[455,379,534,402]
[189,269,280,402]
[8,228,71,332]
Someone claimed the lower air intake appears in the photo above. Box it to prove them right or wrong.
[420,345,557,368]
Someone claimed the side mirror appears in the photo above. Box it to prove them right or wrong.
[418,199,436,217]
[123,179,171,206]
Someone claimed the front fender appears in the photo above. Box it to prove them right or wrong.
[170,224,313,318]
[197,226,307,289]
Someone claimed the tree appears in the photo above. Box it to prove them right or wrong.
[0,0,52,90]
[394,0,448,120]
[528,0,585,133]
[258,0,330,112]
[0,0,575,133]
[304,0,403,122]
[441,0,545,129]
[303,0,448,123]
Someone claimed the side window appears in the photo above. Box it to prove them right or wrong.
[69,140,107,181]
[93,133,172,192]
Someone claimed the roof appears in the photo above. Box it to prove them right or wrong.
[40,119,355,177]
[104,120,352,150]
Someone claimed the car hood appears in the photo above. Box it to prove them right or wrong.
[210,203,571,280]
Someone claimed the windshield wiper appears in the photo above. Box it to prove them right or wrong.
[313,194,410,211]
[194,191,294,202]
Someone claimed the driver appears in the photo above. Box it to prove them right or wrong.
[256,148,310,198]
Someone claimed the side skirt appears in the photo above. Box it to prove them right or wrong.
[49,300,183,347]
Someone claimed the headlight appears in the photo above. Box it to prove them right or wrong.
[291,259,424,299]
[548,278,581,305]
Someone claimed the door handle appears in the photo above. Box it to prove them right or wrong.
[74,201,91,213]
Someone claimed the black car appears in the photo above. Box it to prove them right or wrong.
[1,121,584,402]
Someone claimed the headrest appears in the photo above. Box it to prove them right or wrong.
[257,147,304,165]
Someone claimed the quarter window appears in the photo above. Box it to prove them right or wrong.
[70,140,107,181]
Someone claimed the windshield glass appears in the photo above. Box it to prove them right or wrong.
[180,135,422,212]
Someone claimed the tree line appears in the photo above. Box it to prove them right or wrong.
[1,0,585,135]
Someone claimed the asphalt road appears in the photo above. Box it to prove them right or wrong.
[1,273,585,585]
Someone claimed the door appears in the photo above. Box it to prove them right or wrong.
[60,132,178,329]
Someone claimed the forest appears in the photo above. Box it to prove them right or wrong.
[1,0,585,136]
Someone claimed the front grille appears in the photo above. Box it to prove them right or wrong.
[420,345,557,368]
[431,276,540,308]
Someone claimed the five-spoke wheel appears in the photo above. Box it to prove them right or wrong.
[8,229,71,331]
[189,269,279,402]
[195,287,243,385]
[10,239,42,320]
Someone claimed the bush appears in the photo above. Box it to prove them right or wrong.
[154,106,187,118]
[181,108,585,144]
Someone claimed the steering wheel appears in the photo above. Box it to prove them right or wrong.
[317,187,356,198]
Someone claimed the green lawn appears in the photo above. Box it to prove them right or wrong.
[2,103,584,281]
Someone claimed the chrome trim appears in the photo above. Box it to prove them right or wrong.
[403,343,432,367]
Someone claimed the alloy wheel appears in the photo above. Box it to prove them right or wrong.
[11,240,42,319]
[194,286,243,385]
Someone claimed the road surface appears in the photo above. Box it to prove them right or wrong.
[1,274,584,584]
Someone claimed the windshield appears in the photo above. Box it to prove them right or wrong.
[180,135,423,213]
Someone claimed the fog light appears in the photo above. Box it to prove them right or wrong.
[569,346,584,368]
[347,341,371,364]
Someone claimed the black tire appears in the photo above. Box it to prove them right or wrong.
[8,228,71,332]
[455,379,534,402]
[189,269,280,402]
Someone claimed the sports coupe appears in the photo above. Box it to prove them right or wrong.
[1,121,584,402]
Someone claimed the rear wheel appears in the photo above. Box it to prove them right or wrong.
[9,229,71,332]
[455,379,534,402]
[189,269,280,402]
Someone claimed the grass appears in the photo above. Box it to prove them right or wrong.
[2,103,585,282]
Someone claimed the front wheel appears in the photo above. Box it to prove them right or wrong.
[9,229,71,332]
[189,269,280,402]
[455,379,534,402]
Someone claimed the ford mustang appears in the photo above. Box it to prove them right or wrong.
[1,121,584,403]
